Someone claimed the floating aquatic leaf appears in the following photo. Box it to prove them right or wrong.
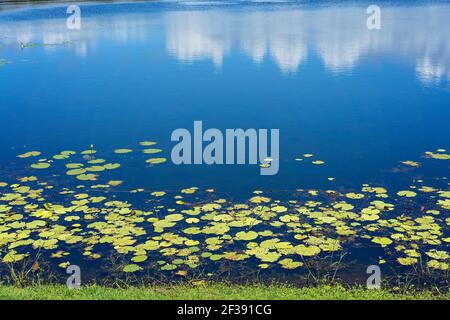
[371,237,393,247]
[397,190,417,198]
[165,214,184,222]
[31,162,50,169]
[419,186,436,193]
[2,251,26,263]
[53,154,69,160]
[88,159,105,164]
[427,260,449,270]
[114,149,133,154]
[86,166,105,172]
[235,231,258,241]
[142,148,162,154]
[439,191,450,198]
[76,174,97,181]
[346,193,364,200]
[176,270,188,276]
[146,158,167,164]
[397,257,418,266]
[123,264,143,272]
[18,151,41,158]
[58,262,70,269]
[81,149,96,155]
[66,168,86,176]
[294,245,321,256]
[66,163,84,169]
[279,258,303,269]
[131,255,148,263]
[185,240,200,246]
[271,205,287,213]
[401,160,420,167]
[425,151,450,160]
[181,187,198,194]
[255,250,280,263]
[333,202,354,211]
[103,163,121,170]
[140,141,157,146]
[425,250,449,260]
[249,196,271,204]
[108,180,123,187]
[61,151,76,156]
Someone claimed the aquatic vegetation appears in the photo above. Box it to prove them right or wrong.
[397,190,417,198]
[402,161,420,167]
[397,257,418,266]
[76,174,97,181]
[146,158,167,165]
[142,148,162,154]
[30,162,50,169]
[108,180,123,187]
[181,187,197,195]
[0,146,448,288]
[17,151,41,159]
[114,149,133,154]
[425,150,450,160]
[123,264,143,273]
[139,141,157,146]
[346,193,364,200]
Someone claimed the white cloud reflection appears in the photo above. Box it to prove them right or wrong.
[0,4,449,84]
[165,11,232,67]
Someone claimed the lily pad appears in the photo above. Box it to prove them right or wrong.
[140,141,157,146]
[142,148,162,154]
[114,149,133,154]
[235,231,258,241]
[397,190,417,198]
[18,151,41,158]
[146,158,167,165]
[123,264,143,272]
[31,163,50,169]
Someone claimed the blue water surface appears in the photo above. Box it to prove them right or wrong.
[0,0,449,196]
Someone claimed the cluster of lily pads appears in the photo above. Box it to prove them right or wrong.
[0,145,449,282]
[17,141,167,184]
[294,153,325,166]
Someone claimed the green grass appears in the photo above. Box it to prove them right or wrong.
[0,284,448,300]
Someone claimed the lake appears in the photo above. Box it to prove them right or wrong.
[0,1,449,287]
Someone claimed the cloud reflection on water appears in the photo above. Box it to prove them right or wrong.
[0,4,449,84]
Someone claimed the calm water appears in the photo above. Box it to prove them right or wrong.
[1,0,449,194]
[0,1,449,284]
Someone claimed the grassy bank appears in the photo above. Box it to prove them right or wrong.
[0,284,448,300]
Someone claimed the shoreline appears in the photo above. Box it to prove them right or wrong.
[0,283,449,300]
